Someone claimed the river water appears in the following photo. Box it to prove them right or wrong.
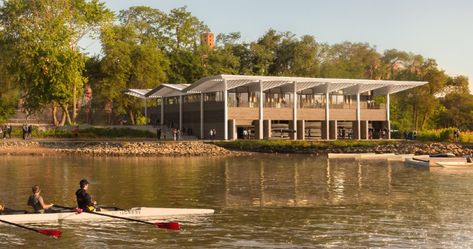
[1,155,473,248]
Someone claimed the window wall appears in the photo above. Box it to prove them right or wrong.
[298,94,325,109]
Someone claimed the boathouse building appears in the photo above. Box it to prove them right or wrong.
[125,75,427,140]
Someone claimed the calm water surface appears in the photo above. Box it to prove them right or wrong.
[1,155,473,248]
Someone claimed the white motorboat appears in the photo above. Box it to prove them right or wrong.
[0,207,214,224]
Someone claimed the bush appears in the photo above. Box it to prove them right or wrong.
[417,130,441,141]
[78,127,154,138]
[460,131,473,143]
[439,128,456,142]
[214,139,397,152]
[416,128,466,142]
[7,126,155,139]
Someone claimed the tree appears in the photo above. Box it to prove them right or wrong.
[436,93,473,130]
[248,29,281,75]
[0,31,19,123]
[0,0,112,125]
[319,42,381,79]
[99,17,169,124]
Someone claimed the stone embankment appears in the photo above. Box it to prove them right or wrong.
[0,140,235,157]
[327,142,473,156]
[0,140,472,156]
[218,141,473,156]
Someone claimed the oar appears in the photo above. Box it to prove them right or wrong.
[53,205,180,230]
[0,219,62,239]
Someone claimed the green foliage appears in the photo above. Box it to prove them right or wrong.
[416,128,467,142]
[9,126,154,138]
[439,128,456,142]
[0,0,112,124]
[416,130,441,141]
[135,114,148,125]
[0,2,470,131]
[77,128,155,138]
[215,139,397,152]
[460,132,473,143]
[98,14,169,124]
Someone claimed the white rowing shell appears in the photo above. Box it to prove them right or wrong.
[0,207,215,223]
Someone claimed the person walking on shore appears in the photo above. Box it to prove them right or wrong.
[172,128,177,141]
[27,185,54,213]
[209,129,214,140]
[22,124,27,140]
[454,129,460,142]
[6,124,11,139]
[27,124,32,139]
[157,127,162,140]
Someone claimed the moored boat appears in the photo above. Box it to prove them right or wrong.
[0,207,214,224]
[405,154,470,168]
[405,157,430,168]
[436,162,473,169]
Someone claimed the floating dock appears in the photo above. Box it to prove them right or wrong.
[328,153,414,160]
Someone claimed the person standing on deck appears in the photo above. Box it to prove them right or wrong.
[27,185,54,213]
[76,179,96,212]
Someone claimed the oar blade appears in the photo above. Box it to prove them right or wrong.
[155,222,180,230]
[38,229,62,239]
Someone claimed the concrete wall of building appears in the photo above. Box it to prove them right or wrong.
[360,109,387,121]
[298,109,325,120]
[203,102,225,139]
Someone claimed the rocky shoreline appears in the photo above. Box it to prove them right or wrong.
[0,140,472,157]
[217,141,473,156]
[0,140,237,157]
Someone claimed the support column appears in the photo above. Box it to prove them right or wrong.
[321,121,328,139]
[179,95,183,131]
[329,120,337,140]
[228,119,237,140]
[258,80,264,140]
[297,120,305,140]
[160,97,164,125]
[361,120,369,139]
[263,120,271,139]
[200,93,204,139]
[325,92,330,140]
[223,79,228,140]
[386,94,391,139]
[292,81,297,140]
[144,98,148,124]
[356,93,361,140]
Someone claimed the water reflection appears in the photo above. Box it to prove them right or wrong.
[221,157,408,208]
[1,155,473,248]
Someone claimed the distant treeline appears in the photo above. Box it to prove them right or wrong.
[0,1,471,130]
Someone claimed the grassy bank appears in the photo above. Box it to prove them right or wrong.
[214,139,401,152]
[8,127,155,139]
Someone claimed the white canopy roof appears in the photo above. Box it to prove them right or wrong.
[184,75,428,95]
[146,84,191,98]
[124,75,428,99]
[123,89,153,99]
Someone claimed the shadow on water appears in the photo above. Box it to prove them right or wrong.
[1,155,473,248]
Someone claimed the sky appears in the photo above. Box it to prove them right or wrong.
[84,0,473,91]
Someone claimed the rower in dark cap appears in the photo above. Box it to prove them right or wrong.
[75,179,96,212]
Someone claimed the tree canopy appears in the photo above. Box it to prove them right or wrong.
[0,2,470,130]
